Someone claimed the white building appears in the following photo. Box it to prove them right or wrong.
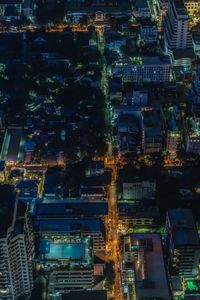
[112,56,172,83]
[163,0,194,67]
[122,180,156,200]
[0,187,34,300]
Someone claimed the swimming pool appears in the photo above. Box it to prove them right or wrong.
[45,242,86,260]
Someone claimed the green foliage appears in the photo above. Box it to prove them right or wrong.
[104,261,115,283]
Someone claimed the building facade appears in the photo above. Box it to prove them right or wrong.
[163,0,193,49]
[165,208,200,279]
[163,0,194,66]
[0,187,34,300]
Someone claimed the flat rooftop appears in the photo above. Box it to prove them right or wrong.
[130,233,170,300]
[173,0,185,8]
[34,218,105,235]
[118,202,160,218]
[167,208,200,246]
[135,0,149,9]
[62,291,107,300]
[66,0,131,13]
[34,199,108,216]
[142,109,160,128]
[0,0,23,3]
[142,55,170,65]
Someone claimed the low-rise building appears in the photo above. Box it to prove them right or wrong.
[36,236,94,296]
[122,178,156,201]
[185,117,200,154]
[141,109,162,154]
[118,201,160,230]
[80,173,109,201]
[184,0,199,16]
[34,197,108,220]
[117,113,141,154]
[139,18,158,44]
[0,0,24,19]
[112,56,172,83]
[15,179,38,202]
[89,160,105,176]
[123,233,171,300]
[34,216,106,252]
[125,89,148,107]
[135,0,151,18]
[164,107,182,155]
[62,290,108,300]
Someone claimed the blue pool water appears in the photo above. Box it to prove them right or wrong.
[44,242,85,260]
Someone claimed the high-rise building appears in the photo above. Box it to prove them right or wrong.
[165,208,200,279]
[163,0,194,67]
[0,185,34,300]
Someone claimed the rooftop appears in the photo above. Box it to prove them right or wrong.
[16,179,38,189]
[129,233,170,299]
[142,109,161,128]
[118,201,160,218]
[142,55,170,65]
[0,0,23,3]
[34,199,108,216]
[167,208,200,246]
[34,218,105,235]
[135,0,149,9]
[173,0,185,9]
[62,291,107,300]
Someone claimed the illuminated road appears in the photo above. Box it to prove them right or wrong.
[108,177,124,300]
[96,27,124,300]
